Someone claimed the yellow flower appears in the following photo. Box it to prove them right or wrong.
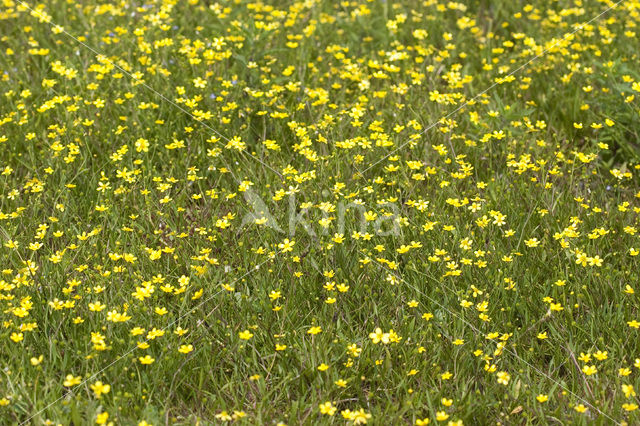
[623,384,636,398]
[435,411,449,421]
[90,381,111,399]
[238,330,254,340]
[341,408,371,424]
[593,350,607,361]
[178,344,194,354]
[496,371,510,385]
[369,327,389,344]
[524,238,540,247]
[269,291,281,301]
[63,374,82,387]
[193,77,206,88]
[319,402,336,416]
[96,412,109,425]
[232,411,246,420]
[89,301,106,312]
[578,353,592,363]
[549,302,563,312]
[215,411,232,421]
[536,394,548,403]
[139,355,155,365]
[278,238,295,252]
[191,289,204,300]
[574,404,587,413]
[307,326,322,335]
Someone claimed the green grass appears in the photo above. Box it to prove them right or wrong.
[1,0,640,424]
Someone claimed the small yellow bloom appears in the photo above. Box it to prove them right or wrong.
[319,402,336,416]
[90,381,111,399]
[524,238,540,247]
[623,384,636,398]
[139,355,155,365]
[536,394,548,403]
[63,374,82,387]
[238,330,254,340]
[96,412,109,425]
[307,326,322,335]
[178,344,194,354]
[496,371,510,385]
[435,411,449,421]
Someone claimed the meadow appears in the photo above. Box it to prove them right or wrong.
[1,0,640,424]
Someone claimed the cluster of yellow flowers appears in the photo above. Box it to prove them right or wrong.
[0,0,640,424]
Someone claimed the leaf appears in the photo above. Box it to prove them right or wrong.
[512,378,522,399]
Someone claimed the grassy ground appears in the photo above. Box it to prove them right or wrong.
[1,0,640,424]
